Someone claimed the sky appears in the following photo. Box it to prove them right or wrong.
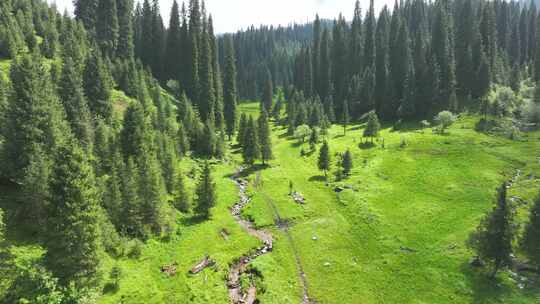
[48,0,394,34]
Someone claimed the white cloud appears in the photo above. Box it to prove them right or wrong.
[48,0,394,33]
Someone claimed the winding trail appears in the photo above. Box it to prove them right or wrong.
[227,168,273,304]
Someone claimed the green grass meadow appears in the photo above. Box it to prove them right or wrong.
[1,101,540,303]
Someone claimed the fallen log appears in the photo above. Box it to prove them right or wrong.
[189,255,216,274]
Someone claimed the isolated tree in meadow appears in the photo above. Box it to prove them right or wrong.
[258,110,273,165]
[342,99,350,135]
[45,142,101,286]
[173,171,190,213]
[294,125,312,143]
[468,182,516,277]
[434,111,457,134]
[195,162,217,219]
[521,190,540,269]
[363,111,381,143]
[242,116,260,165]
[342,150,353,176]
[223,35,238,139]
[318,141,330,178]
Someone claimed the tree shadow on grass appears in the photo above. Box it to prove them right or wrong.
[179,215,207,227]
[358,142,376,150]
[308,175,327,182]
[460,262,513,304]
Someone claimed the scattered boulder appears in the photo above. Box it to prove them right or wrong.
[312,236,318,241]
[324,262,331,267]
[291,191,306,204]
[161,262,179,277]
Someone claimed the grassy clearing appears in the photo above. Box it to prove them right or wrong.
[2,99,540,303]
[238,102,540,304]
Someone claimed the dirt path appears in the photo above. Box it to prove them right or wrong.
[258,190,312,304]
[255,172,313,304]
[227,168,273,304]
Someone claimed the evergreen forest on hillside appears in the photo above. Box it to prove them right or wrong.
[0,0,540,303]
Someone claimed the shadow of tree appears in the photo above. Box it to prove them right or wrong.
[309,175,327,182]
[460,262,514,304]
[359,142,376,150]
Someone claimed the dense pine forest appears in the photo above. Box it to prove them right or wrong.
[0,0,540,303]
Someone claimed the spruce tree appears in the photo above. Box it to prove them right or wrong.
[195,162,216,219]
[59,57,93,148]
[318,141,330,178]
[198,15,215,123]
[521,190,540,269]
[117,0,135,59]
[364,111,381,142]
[137,149,167,236]
[242,116,260,165]
[44,141,101,286]
[237,113,247,146]
[74,0,98,34]
[468,182,516,277]
[262,70,274,113]
[96,0,119,57]
[83,51,113,121]
[258,110,273,165]
[223,35,238,139]
[364,0,376,69]
[173,170,190,213]
[164,0,182,82]
[342,99,350,135]
[121,158,144,238]
[342,150,353,176]
[3,53,66,182]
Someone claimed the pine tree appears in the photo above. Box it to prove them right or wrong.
[242,116,260,165]
[375,7,390,115]
[96,0,119,57]
[364,0,376,69]
[116,0,134,58]
[318,141,330,178]
[223,35,238,139]
[468,182,516,277]
[164,0,182,82]
[83,51,112,121]
[121,102,146,160]
[44,141,101,286]
[341,99,349,135]
[258,110,273,165]
[74,0,98,34]
[173,170,190,213]
[237,113,247,146]
[3,53,66,182]
[198,14,215,123]
[521,189,540,269]
[187,0,201,103]
[59,57,93,149]
[195,162,216,219]
[137,149,167,236]
[320,28,332,100]
[262,69,274,113]
[364,111,381,142]
[342,150,353,176]
[120,158,144,238]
